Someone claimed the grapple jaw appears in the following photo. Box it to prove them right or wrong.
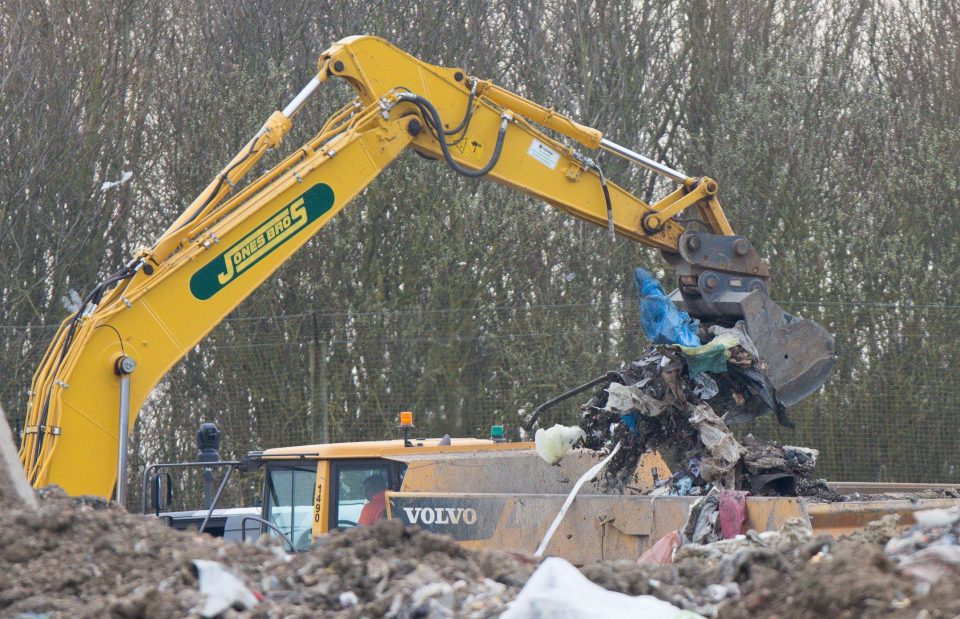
[666,231,836,412]
[738,291,836,407]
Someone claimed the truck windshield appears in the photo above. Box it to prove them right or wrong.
[265,465,316,551]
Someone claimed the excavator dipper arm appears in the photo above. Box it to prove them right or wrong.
[21,36,834,499]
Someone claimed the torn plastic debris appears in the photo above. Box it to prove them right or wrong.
[635,267,701,347]
[637,530,682,565]
[192,559,259,618]
[693,373,719,400]
[502,556,704,619]
[724,366,793,428]
[678,332,740,378]
[885,506,960,584]
[709,321,761,360]
[898,546,960,584]
[651,472,697,497]
[683,488,748,544]
[718,490,748,539]
[688,403,743,483]
[100,170,133,191]
[683,490,722,545]
[605,382,669,417]
[534,424,586,465]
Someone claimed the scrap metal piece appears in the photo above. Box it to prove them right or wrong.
[522,372,620,431]
[669,232,771,321]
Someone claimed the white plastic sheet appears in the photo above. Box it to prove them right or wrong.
[502,557,703,619]
[192,559,258,618]
[605,382,669,417]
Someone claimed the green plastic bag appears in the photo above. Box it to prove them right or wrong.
[678,333,740,377]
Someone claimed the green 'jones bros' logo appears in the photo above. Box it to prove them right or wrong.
[190,184,334,300]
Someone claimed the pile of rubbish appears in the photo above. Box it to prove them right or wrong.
[576,268,820,497]
[886,506,960,586]
[578,346,819,497]
[489,507,960,617]
[4,489,960,617]
[572,511,960,618]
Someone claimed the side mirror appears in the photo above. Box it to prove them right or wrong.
[151,471,174,515]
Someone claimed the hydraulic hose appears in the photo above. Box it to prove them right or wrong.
[595,164,614,239]
[28,260,139,473]
[398,92,614,239]
[172,140,260,234]
[397,93,508,178]
[441,79,477,144]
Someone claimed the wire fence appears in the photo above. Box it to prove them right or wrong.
[3,299,958,511]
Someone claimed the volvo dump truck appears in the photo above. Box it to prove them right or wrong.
[23,35,835,501]
[143,428,960,562]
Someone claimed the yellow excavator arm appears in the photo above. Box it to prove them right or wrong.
[20,36,834,499]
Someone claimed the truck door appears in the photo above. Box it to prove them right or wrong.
[263,462,317,550]
[329,459,404,529]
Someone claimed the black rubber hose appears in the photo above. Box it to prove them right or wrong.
[595,164,614,238]
[521,372,621,431]
[399,94,507,178]
[173,139,259,234]
[31,262,138,468]
[442,83,475,137]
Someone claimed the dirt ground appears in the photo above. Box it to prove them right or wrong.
[0,488,533,618]
[2,489,960,618]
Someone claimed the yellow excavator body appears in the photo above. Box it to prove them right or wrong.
[23,36,833,499]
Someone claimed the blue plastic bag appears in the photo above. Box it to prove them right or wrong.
[635,268,701,347]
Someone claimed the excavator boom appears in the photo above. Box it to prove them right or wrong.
[20,36,834,499]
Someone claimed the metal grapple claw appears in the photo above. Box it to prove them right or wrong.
[739,291,836,407]
[666,231,836,413]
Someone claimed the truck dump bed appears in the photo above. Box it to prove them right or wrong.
[384,449,960,562]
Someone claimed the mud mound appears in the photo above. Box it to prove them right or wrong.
[0,487,280,617]
[0,489,533,618]
[3,489,960,618]
[256,520,533,617]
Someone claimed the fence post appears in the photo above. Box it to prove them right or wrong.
[310,313,329,444]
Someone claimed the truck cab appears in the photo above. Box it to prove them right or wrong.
[256,437,533,550]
